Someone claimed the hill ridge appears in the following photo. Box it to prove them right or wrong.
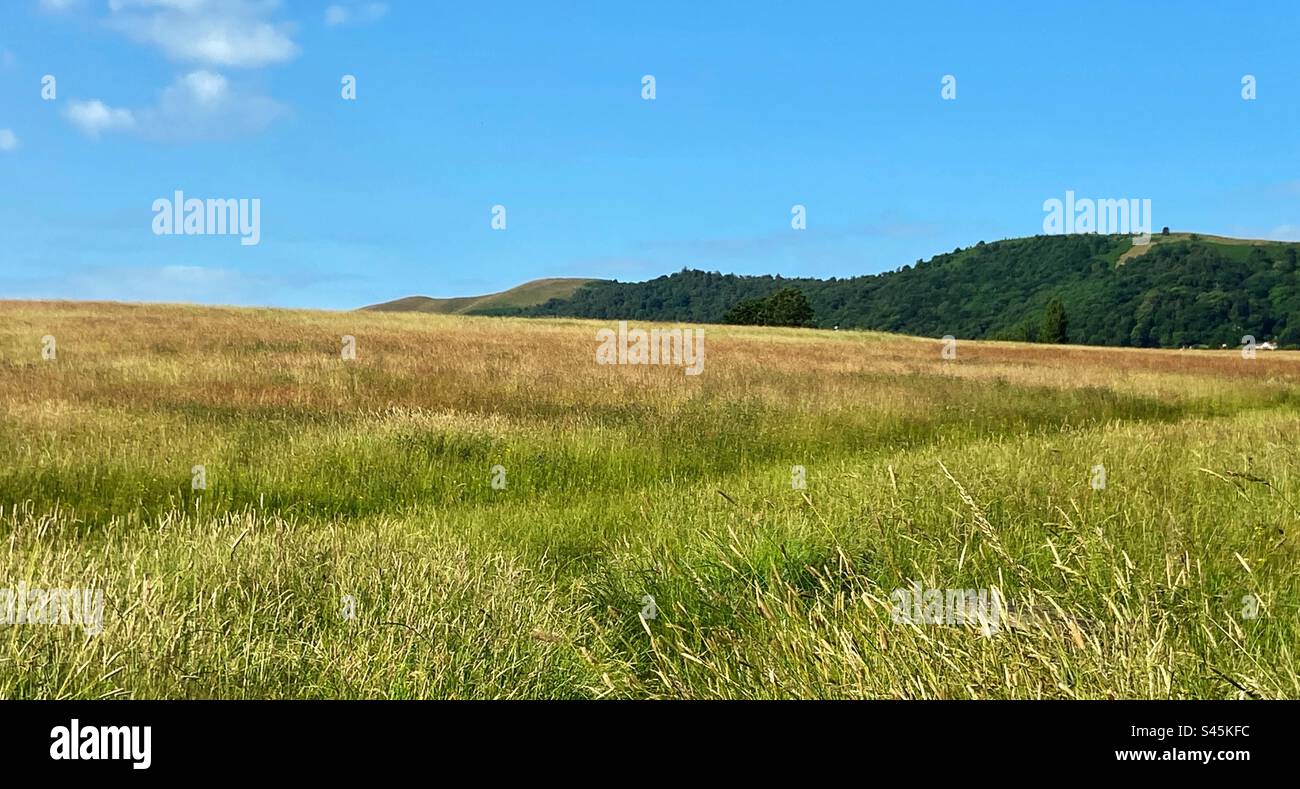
[361,277,602,315]
[366,233,1300,348]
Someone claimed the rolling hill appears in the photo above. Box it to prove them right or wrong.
[364,233,1300,348]
[519,233,1300,348]
[361,277,602,315]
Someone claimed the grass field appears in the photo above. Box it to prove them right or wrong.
[1,300,1298,699]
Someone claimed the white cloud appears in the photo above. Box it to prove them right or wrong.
[64,100,137,137]
[324,2,388,27]
[166,69,230,106]
[64,69,284,140]
[0,129,19,151]
[39,0,81,12]
[49,0,293,141]
[148,69,285,138]
[106,0,299,68]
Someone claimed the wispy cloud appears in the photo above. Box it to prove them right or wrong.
[38,0,81,12]
[146,69,286,138]
[82,264,266,303]
[1267,225,1300,241]
[65,69,286,140]
[1,263,264,304]
[64,99,137,138]
[324,2,388,27]
[105,0,300,68]
[52,1,295,141]
[0,129,19,151]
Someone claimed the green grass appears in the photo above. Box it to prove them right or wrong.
[0,301,1297,698]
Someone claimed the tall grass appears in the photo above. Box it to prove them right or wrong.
[0,301,1296,698]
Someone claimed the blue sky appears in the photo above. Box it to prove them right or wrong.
[1,0,1298,309]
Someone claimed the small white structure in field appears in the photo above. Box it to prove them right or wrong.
[1259,341,1278,350]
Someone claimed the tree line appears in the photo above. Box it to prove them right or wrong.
[492,234,1300,348]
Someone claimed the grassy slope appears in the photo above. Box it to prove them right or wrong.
[361,277,601,314]
[1,301,1298,699]
[1117,232,1291,265]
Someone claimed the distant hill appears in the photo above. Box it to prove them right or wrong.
[365,234,1300,348]
[361,278,602,315]
[493,233,1297,348]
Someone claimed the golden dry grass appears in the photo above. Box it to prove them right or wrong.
[0,299,1297,698]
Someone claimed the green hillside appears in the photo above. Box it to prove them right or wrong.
[512,233,1300,348]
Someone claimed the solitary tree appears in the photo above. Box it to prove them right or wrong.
[1041,296,1069,344]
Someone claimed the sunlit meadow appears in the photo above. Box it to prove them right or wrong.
[1,300,1297,699]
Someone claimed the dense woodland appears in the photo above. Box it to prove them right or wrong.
[479,234,1300,348]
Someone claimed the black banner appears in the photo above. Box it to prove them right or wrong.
[0,700,1283,776]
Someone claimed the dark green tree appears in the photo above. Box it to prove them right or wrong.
[1041,296,1069,343]
[762,287,815,327]
[723,287,815,327]
[722,297,765,325]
